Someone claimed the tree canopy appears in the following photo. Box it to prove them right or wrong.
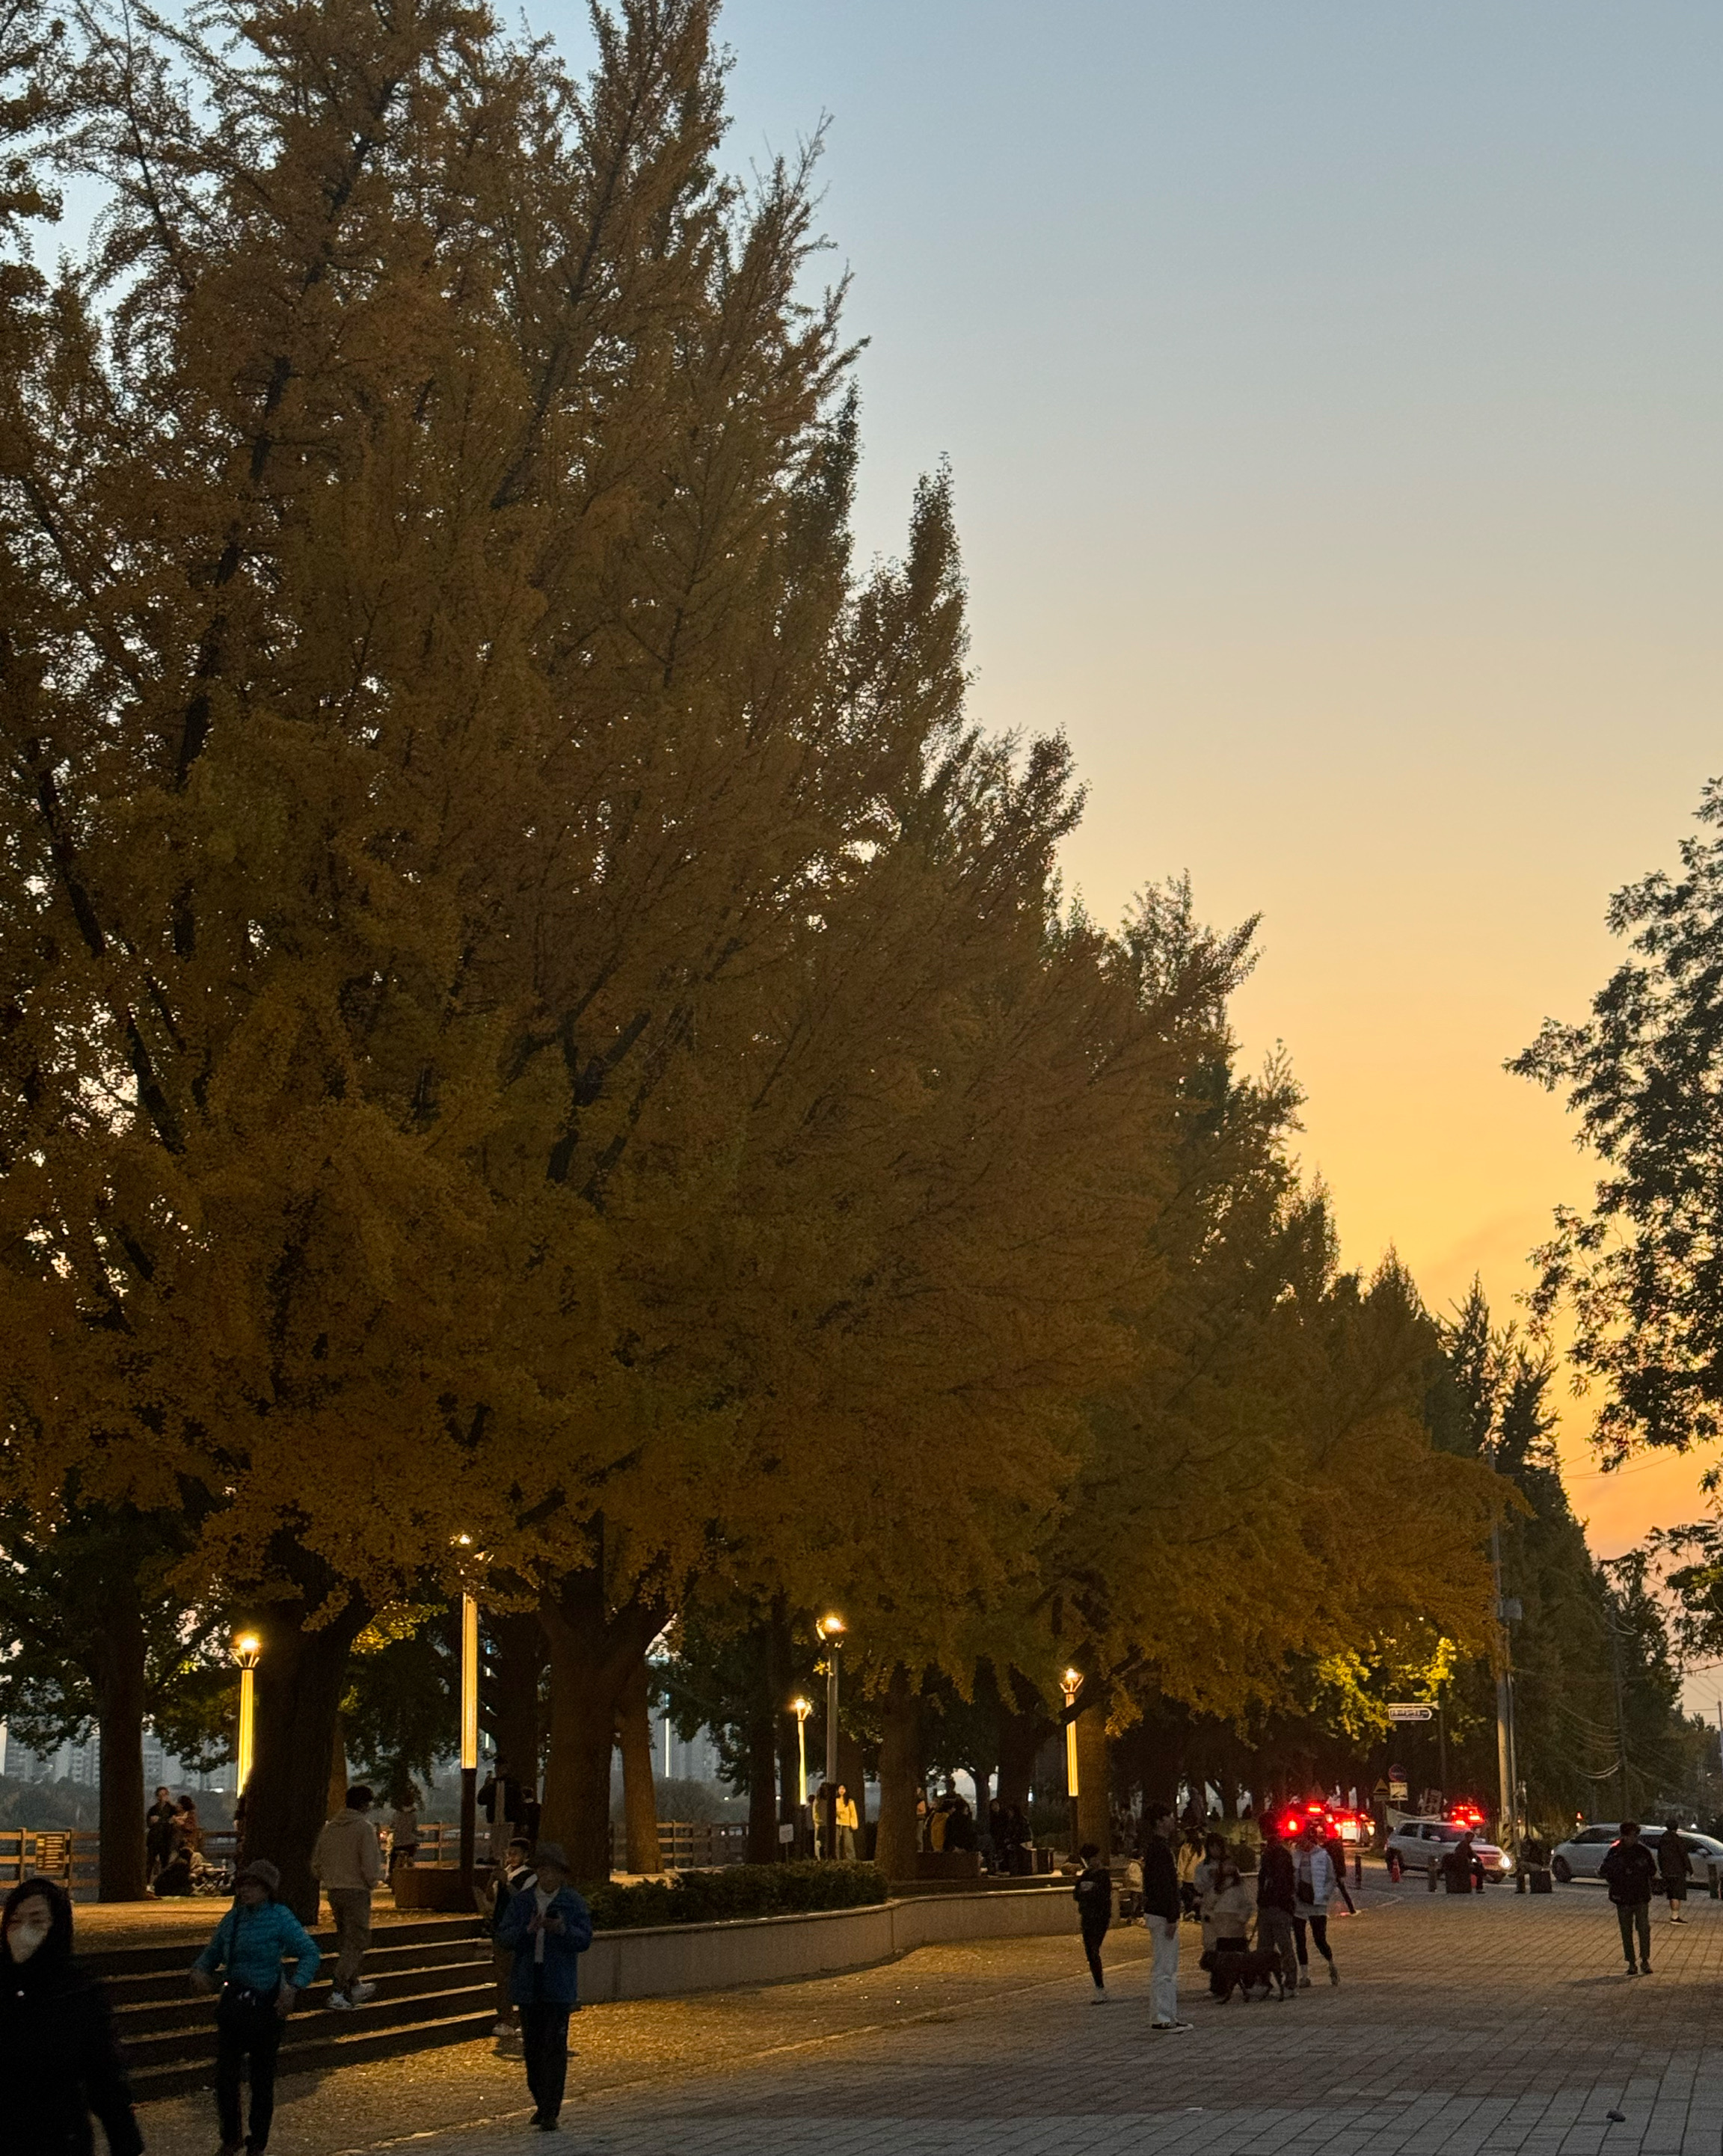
[0,0,1526,1891]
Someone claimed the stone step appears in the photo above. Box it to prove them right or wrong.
[128,1997,498,2103]
[114,1950,495,2036]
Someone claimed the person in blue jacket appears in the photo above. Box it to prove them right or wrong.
[496,1842,592,2131]
[190,1858,321,2155]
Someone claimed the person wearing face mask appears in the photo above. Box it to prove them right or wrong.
[1,1876,144,2156]
[190,1859,321,2156]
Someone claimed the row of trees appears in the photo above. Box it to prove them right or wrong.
[0,0,1511,1909]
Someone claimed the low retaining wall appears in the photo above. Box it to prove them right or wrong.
[580,1882,1078,2003]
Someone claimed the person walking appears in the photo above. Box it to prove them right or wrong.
[1256,1823,1300,1998]
[190,1858,320,2156]
[145,1788,177,1884]
[312,1785,382,2009]
[1656,1817,1692,1925]
[1141,1803,1191,2033]
[497,1842,593,2131]
[835,1786,859,1861]
[489,1837,536,2040]
[1293,1821,1342,1987]
[1600,1821,1658,1975]
[3,1876,144,2156]
[1073,1842,1113,2001]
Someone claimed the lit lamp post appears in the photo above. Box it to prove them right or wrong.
[456,1538,481,1888]
[815,1615,845,1860]
[233,1633,261,1794]
[791,1696,812,1860]
[1060,1666,1084,1858]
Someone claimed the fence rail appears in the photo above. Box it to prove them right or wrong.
[0,1817,746,1896]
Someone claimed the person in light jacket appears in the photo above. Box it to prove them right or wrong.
[835,1786,859,1861]
[311,1786,381,2008]
[3,1876,144,2156]
[1293,1821,1342,1987]
[497,1843,593,2131]
[1201,1858,1255,1997]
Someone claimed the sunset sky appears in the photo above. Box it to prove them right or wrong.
[544,5,1723,1611]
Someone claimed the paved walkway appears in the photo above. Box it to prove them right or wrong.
[141,1879,1723,2156]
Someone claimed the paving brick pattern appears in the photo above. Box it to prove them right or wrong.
[141,1876,1723,2156]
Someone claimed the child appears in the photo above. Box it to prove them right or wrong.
[1072,1842,1113,1999]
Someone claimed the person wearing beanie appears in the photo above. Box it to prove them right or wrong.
[2,1875,144,2156]
[496,1843,593,2131]
[191,1859,322,2155]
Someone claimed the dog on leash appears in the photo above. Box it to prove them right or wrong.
[1208,1945,1288,2002]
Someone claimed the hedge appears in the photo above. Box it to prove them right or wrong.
[585,1859,888,1932]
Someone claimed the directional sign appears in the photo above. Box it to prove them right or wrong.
[1387,1704,1434,1722]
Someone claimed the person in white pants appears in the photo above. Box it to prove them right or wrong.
[1140,1802,1191,2032]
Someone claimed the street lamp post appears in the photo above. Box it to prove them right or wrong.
[1060,1667,1084,1858]
[791,1697,811,1858]
[815,1615,845,1860]
[459,1583,480,1888]
[233,1633,261,1794]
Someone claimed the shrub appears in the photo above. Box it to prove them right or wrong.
[585,1860,888,1932]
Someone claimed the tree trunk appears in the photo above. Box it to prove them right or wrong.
[248,1609,367,1922]
[996,1705,1045,1812]
[616,1655,662,1873]
[92,1573,147,1902]
[1075,1701,1111,1860]
[538,1557,664,1886]
[874,1667,921,1882]
[488,1611,547,1799]
[745,1695,778,1864]
[968,1762,992,1825]
[767,1602,800,1851]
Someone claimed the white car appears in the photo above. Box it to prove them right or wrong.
[1550,1825,1723,1885]
[1384,1817,1511,1882]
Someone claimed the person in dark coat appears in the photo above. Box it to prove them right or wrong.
[2,1876,144,2156]
[1600,1820,1659,1975]
[144,1789,177,1882]
[1656,1817,1694,1926]
[1072,1842,1113,1999]
[1256,1824,1300,1996]
[496,1842,593,2131]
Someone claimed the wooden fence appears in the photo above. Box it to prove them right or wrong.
[0,1818,745,1895]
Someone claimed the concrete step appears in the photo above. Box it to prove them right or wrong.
[128,1997,497,2102]
[114,1950,494,2036]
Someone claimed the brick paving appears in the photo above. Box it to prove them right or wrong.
[140,1875,1723,2156]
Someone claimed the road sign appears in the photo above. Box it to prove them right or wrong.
[1387,1704,1434,1722]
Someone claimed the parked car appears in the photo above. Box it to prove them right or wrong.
[1550,1824,1723,1885]
[1384,1816,1511,1882]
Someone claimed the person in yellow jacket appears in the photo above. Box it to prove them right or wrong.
[835,1787,859,1860]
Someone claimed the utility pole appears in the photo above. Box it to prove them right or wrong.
[1487,1463,1519,1846]
[1609,1603,1630,1820]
